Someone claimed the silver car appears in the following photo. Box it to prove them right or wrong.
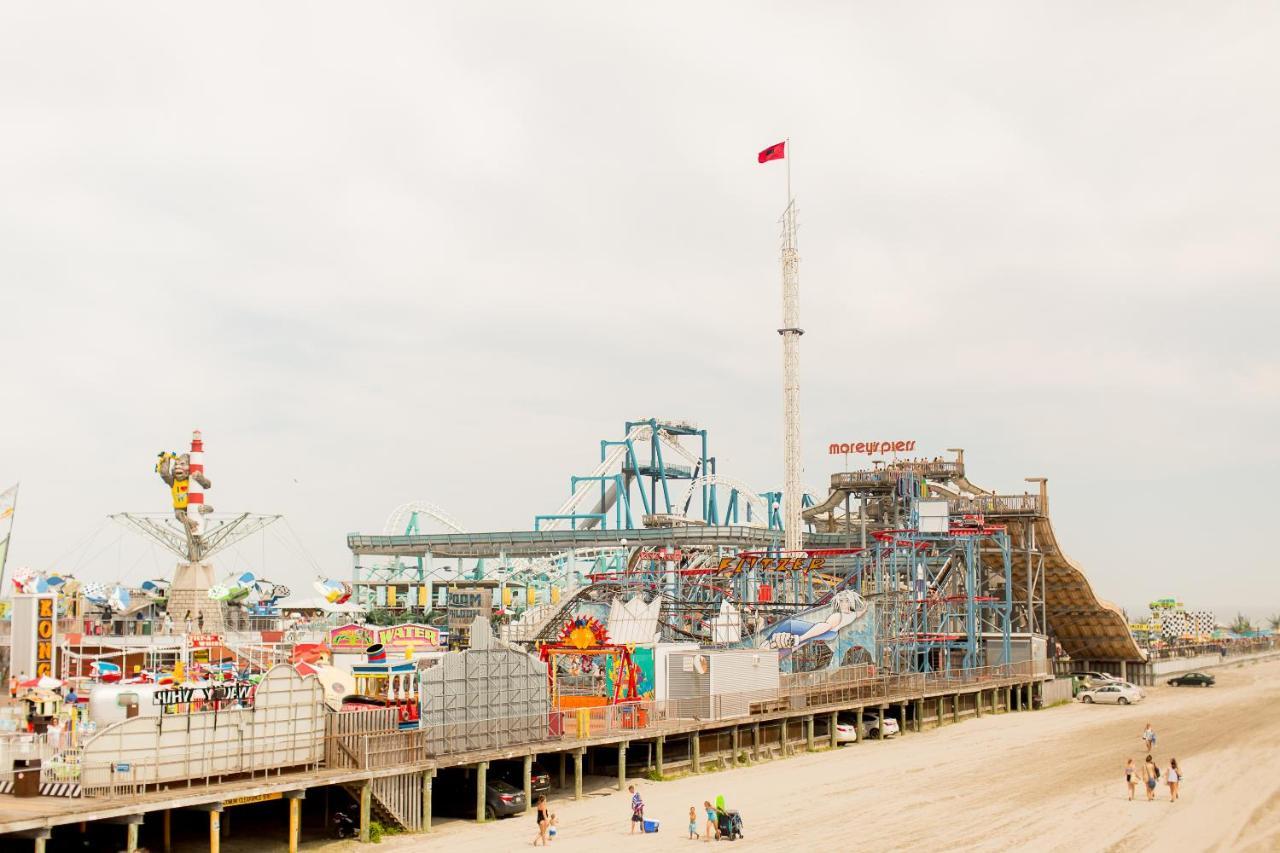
[1078,683,1144,705]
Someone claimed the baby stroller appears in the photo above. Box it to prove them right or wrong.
[716,809,744,841]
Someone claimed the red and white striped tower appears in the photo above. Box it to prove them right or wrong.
[187,429,207,536]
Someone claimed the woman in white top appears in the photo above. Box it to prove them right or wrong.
[1167,758,1181,802]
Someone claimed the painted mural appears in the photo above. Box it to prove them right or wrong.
[752,590,877,674]
[605,644,655,701]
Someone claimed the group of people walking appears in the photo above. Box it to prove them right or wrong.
[1125,723,1182,802]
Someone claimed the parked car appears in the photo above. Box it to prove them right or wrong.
[1070,671,1122,685]
[436,773,526,820]
[833,711,900,742]
[833,713,859,744]
[1167,672,1215,687]
[490,759,552,800]
[1078,683,1144,705]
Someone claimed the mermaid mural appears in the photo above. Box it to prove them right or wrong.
[754,590,876,674]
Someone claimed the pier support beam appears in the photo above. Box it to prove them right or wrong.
[163,809,172,853]
[953,694,959,723]
[656,735,665,777]
[285,790,305,853]
[829,711,839,749]
[806,715,815,751]
[573,749,584,800]
[359,781,372,842]
[976,690,984,717]
[475,761,489,823]
[752,723,761,762]
[558,752,566,790]
[731,727,740,765]
[523,754,534,811]
[937,697,944,727]
[423,769,435,832]
[189,804,222,852]
[914,699,923,733]
[898,702,908,735]
[877,707,885,740]
[14,830,51,853]
[617,742,627,791]
[692,733,701,773]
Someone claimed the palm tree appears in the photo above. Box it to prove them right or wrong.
[1230,613,1254,635]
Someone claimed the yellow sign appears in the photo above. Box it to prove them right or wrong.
[224,791,283,807]
[36,597,55,678]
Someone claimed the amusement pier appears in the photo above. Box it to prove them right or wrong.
[1,149,1272,853]
[5,419,1250,851]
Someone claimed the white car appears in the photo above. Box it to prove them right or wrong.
[1078,683,1144,705]
[834,712,900,742]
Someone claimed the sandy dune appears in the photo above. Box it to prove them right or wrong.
[333,657,1280,853]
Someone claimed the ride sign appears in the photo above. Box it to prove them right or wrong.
[153,683,254,706]
[35,596,55,678]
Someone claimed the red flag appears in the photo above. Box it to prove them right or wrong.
[757,141,785,163]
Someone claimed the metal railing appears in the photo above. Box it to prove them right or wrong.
[319,661,1037,769]
[947,494,1042,516]
[37,660,1039,800]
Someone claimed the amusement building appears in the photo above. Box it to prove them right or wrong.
[0,422,1214,852]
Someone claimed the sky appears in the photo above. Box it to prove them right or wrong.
[1,2,1277,620]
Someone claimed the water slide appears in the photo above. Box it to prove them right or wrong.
[808,461,1144,662]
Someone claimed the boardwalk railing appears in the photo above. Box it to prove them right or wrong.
[26,661,1040,798]
[318,661,1038,768]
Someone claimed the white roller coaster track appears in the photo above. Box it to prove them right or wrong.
[383,501,468,536]
[676,475,769,526]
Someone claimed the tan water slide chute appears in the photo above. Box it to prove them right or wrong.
[811,450,1144,662]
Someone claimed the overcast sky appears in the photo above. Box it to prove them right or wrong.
[2,3,1277,620]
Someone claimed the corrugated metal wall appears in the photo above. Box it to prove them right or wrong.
[666,652,710,718]
[709,650,780,718]
[420,646,549,754]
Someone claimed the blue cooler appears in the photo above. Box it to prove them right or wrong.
[643,819,660,833]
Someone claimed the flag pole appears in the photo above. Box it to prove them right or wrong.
[786,136,792,207]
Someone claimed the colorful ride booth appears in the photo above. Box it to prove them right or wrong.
[539,616,651,737]
[337,624,448,730]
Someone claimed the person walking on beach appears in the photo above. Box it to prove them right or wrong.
[1143,754,1159,801]
[688,806,698,839]
[703,800,718,841]
[1124,758,1138,801]
[532,795,549,846]
[628,785,644,834]
[1167,758,1181,802]
[1141,723,1156,752]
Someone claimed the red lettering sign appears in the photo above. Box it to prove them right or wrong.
[828,440,917,455]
